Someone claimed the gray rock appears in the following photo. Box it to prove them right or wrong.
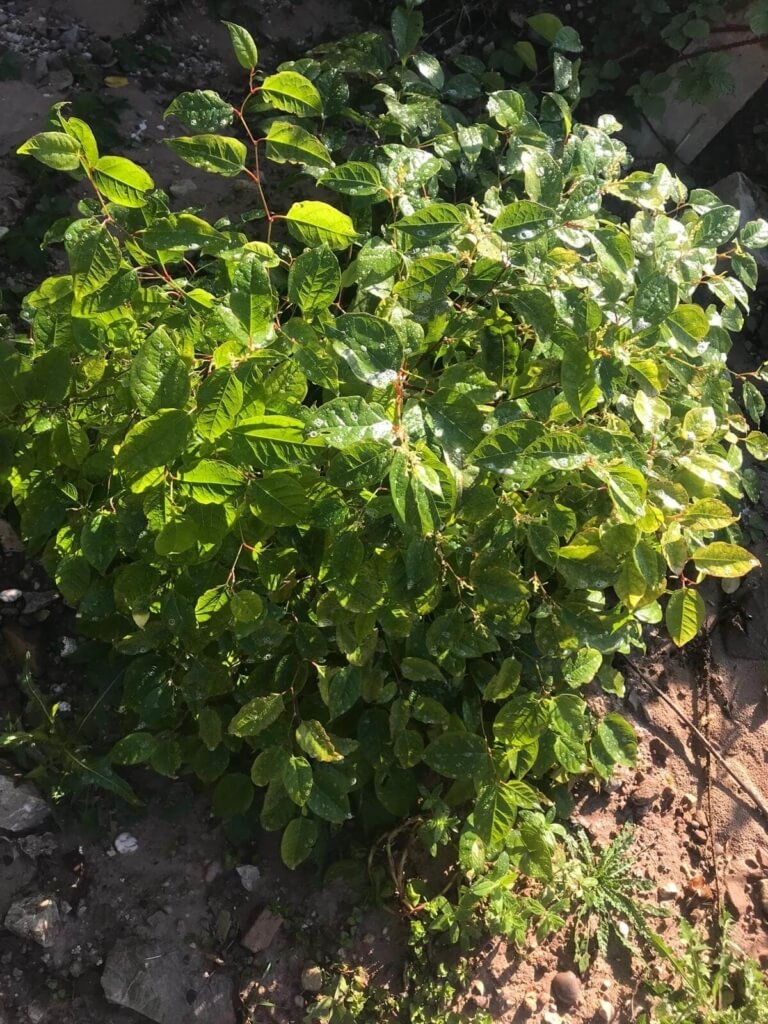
[33,54,48,81]
[713,172,768,271]
[4,894,61,947]
[241,908,283,954]
[551,970,582,1007]
[49,68,74,92]
[89,38,114,65]
[170,178,198,199]
[0,775,50,833]
[101,941,235,1024]
[0,844,36,916]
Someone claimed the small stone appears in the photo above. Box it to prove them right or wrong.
[551,971,581,1007]
[598,1000,616,1022]
[725,874,752,918]
[27,1004,46,1024]
[469,979,485,996]
[658,881,679,901]
[22,592,57,615]
[49,69,74,92]
[89,38,114,65]
[757,878,768,918]
[16,833,58,859]
[235,865,261,892]
[241,908,283,954]
[522,990,538,1013]
[543,1012,563,1024]
[170,179,198,199]
[204,860,222,884]
[294,995,305,1008]
[61,26,79,48]
[301,964,323,992]
[4,895,61,947]
[0,589,21,603]
[0,774,50,832]
[113,833,138,855]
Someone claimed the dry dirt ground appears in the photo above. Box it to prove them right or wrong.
[3,1,768,1023]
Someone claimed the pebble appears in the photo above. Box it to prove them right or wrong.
[551,970,581,1007]
[49,68,74,91]
[0,774,50,832]
[90,38,114,64]
[235,864,262,892]
[241,908,283,954]
[658,881,679,901]
[0,589,22,603]
[542,1012,563,1024]
[757,878,768,918]
[114,832,139,855]
[4,895,61,948]
[598,1000,616,1022]
[301,964,323,992]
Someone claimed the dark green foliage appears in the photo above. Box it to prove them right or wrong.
[3,6,766,881]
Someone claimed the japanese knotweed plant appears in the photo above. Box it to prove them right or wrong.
[3,4,767,874]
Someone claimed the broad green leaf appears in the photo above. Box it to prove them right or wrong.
[262,71,322,117]
[743,380,765,425]
[665,588,705,646]
[319,162,384,197]
[693,542,759,578]
[283,755,313,806]
[116,409,192,475]
[250,471,311,525]
[307,765,350,822]
[746,430,768,460]
[142,213,228,253]
[591,713,637,780]
[331,313,402,387]
[196,372,244,441]
[177,460,245,502]
[522,148,563,208]
[487,89,525,128]
[228,694,284,737]
[391,5,423,60]
[423,732,490,778]
[93,156,154,207]
[154,518,198,555]
[561,345,600,418]
[110,731,157,765]
[527,13,563,41]
[130,330,189,414]
[231,251,275,341]
[61,117,98,165]
[166,134,247,176]
[212,772,254,819]
[741,218,768,248]
[693,204,740,247]
[265,121,332,167]
[493,201,554,242]
[281,817,317,868]
[70,223,120,299]
[223,21,258,69]
[397,204,465,244]
[285,201,359,250]
[17,132,82,171]
[677,498,738,532]
[296,720,343,762]
[633,273,678,329]
[164,90,234,133]
[288,247,340,314]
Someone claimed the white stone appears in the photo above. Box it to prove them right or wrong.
[114,832,139,854]
[0,775,50,833]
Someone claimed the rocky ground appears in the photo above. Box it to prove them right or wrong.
[3,1,768,1023]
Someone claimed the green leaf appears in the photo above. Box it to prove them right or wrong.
[423,732,490,778]
[526,13,563,41]
[743,380,765,425]
[230,251,275,341]
[694,204,740,247]
[677,498,738,532]
[196,372,244,441]
[212,772,254,819]
[17,132,82,171]
[223,21,258,69]
[262,71,322,117]
[693,542,760,578]
[391,6,423,60]
[229,694,284,737]
[93,156,154,207]
[296,720,343,763]
[591,714,637,779]
[70,223,120,299]
[283,756,313,806]
[116,409,192,475]
[177,460,245,502]
[164,90,234,133]
[494,694,550,746]
[487,89,525,128]
[665,588,705,647]
[265,121,332,167]
[61,116,99,165]
[285,201,359,250]
[746,430,768,460]
[110,731,156,765]
[250,472,311,525]
[288,247,340,314]
[319,162,384,197]
[307,765,350,822]
[130,330,189,414]
[331,313,402,387]
[740,218,768,248]
[165,134,247,176]
[493,201,554,242]
[397,204,465,245]
[633,273,678,329]
[281,817,318,868]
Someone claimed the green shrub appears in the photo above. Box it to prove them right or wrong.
[3,5,766,874]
